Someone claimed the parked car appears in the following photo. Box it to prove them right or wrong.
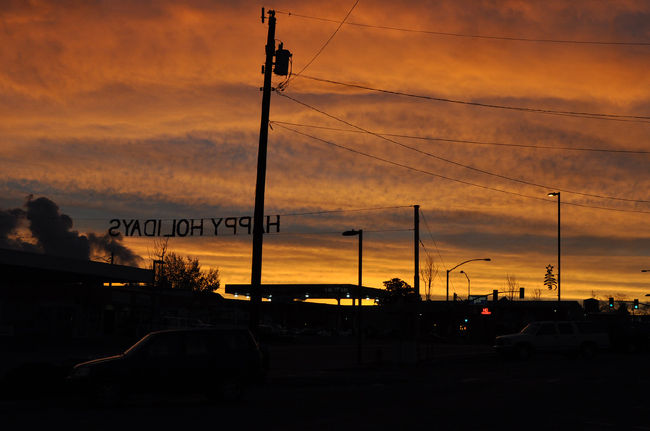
[67,326,267,405]
[587,313,650,353]
[494,320,610,359]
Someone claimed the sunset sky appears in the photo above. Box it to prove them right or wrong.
[2,0,650,302]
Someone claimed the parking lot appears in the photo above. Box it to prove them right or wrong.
[2,340,648,430]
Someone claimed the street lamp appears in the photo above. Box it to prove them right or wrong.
[342,229,362,365]
[446,258,491,301]
[548,192,561,302]
[460,270,470,300]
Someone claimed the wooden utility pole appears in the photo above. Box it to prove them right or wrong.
[250,8,277,333]
[414,205,420,298]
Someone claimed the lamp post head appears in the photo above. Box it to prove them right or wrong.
[548,192,559,197]
[483,258,491,262]
[642,269,649,272]
[342,229,361,236]
[460,270,465,274]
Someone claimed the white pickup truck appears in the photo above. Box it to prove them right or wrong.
[494,320,610,359]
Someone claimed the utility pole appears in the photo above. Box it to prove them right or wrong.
[557,193,561,303]
[413,204,420,363]
[250,8,276,333]
[357,230,363,365]
[250,9,292,333]
[414,205,420,298]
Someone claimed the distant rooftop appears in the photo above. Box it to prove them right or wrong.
[0,247,152,284]
[225,283,386,301]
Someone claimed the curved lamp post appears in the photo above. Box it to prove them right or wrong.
[460,270,470,300]
[446,258,491,301]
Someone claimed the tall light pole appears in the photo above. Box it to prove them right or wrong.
[460,270,470,300]
[548,192,560,302]
[342,229,362,365]
[446,258,491,301]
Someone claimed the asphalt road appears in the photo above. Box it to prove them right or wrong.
[2,348,648,431]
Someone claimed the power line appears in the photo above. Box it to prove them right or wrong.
[273,122,650,215]
[419,209,448,273]
[275,93,650,204]
[266,228,413,236]
[276,10,650,47]
[419,239,432,262]
[65,205,414,221]
[274,122,549,200]
[269,121,650,155]
[299,75,650,124]
[281,0,359,89]
[281,205,412,216]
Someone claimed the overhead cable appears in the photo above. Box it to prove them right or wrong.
[276,11,650,47]
[281,0,359,89]
[272,122,650,215]
[419,209,448,273]
[270,121,650,155]
[299,75,650,123]
[275,94,650,203]
[68,205,413,221]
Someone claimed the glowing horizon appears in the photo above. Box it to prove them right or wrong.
[2,0,650,304]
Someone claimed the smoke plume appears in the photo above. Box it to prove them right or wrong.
[0,195,141,266]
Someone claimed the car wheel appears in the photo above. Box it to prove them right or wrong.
[625,341,638,354]
[580,343,597,359]
[515,344,532,360]
[218,377,245,401]
[95,382,122,407]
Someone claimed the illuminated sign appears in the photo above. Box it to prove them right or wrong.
[480,307,492,315]
[108,215,280,237]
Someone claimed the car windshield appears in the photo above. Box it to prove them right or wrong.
[123,333,153,356]
[520,323,539,334]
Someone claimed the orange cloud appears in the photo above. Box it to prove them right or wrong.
[1,0,649,301]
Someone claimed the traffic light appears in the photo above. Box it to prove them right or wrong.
[634,299,639,309]
[519,287,525,299]
[608,297,614,308]
[493,289,498,302]
[453,293,458,301]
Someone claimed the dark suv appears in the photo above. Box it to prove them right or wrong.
[67,327,267,404]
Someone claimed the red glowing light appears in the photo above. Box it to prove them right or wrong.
[481,308,492,315]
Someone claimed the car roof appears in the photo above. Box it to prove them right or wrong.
[147,326,251,336]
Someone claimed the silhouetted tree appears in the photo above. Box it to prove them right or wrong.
[381,278,418,304]
[505,274,520,300]
[150,238,220,293]
[420,254,439,301]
